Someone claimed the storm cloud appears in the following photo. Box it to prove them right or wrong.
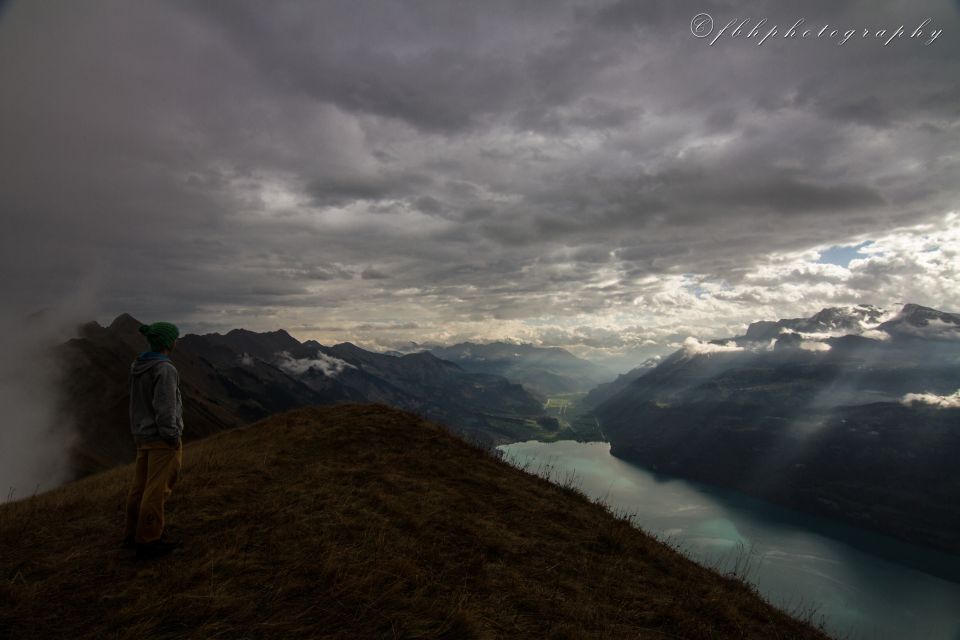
[1,0,958,367]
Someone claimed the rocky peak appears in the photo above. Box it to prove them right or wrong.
[744,305,886,342]
[893,304,960,327]
[108,313,143,334]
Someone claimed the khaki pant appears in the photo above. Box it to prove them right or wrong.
[124,441,182,544]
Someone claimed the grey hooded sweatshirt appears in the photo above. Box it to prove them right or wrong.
[129,352,183,444]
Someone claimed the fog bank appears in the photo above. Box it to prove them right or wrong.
[0,294,96,500]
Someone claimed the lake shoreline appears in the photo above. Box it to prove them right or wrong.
[500,439,960,640]
[605,443,960,580]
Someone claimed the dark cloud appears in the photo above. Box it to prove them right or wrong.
[306,171,433,208]
[360,268,391,281]
[1,0,958,365]
[684,174,886,213]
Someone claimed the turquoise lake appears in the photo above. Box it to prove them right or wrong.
[498,440,960,640]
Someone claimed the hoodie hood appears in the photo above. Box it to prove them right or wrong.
[130,351,172,376]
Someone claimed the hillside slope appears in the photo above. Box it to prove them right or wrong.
[1,405,827,640]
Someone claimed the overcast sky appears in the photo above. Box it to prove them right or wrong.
[2,0,958,368]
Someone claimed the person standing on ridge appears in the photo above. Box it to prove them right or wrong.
[123,321,184,560]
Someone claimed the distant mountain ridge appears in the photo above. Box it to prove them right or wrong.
[426,341,613,394]
[739,303,959,344]
[582,357,662,408]
[594,303,960,553]
[59,314,546,480]
[742,303,888,341]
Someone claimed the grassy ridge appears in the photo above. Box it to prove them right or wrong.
[1,404,829,639]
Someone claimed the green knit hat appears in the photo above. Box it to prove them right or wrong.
[139,322,180,352]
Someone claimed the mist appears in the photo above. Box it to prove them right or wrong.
[276,351,356,378]
[0,294,97,500]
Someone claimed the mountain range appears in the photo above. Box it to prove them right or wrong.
[59,313,548,479]
[53,304,960,553]
[594,304,960,553]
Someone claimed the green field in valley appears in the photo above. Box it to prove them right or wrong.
[480,392,606,444]
[530,392,605,442]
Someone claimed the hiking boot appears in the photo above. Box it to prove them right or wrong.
[136,539,182,560]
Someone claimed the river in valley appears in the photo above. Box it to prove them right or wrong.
[498,440,960,640]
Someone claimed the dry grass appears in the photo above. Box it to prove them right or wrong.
[1,404,830,639]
